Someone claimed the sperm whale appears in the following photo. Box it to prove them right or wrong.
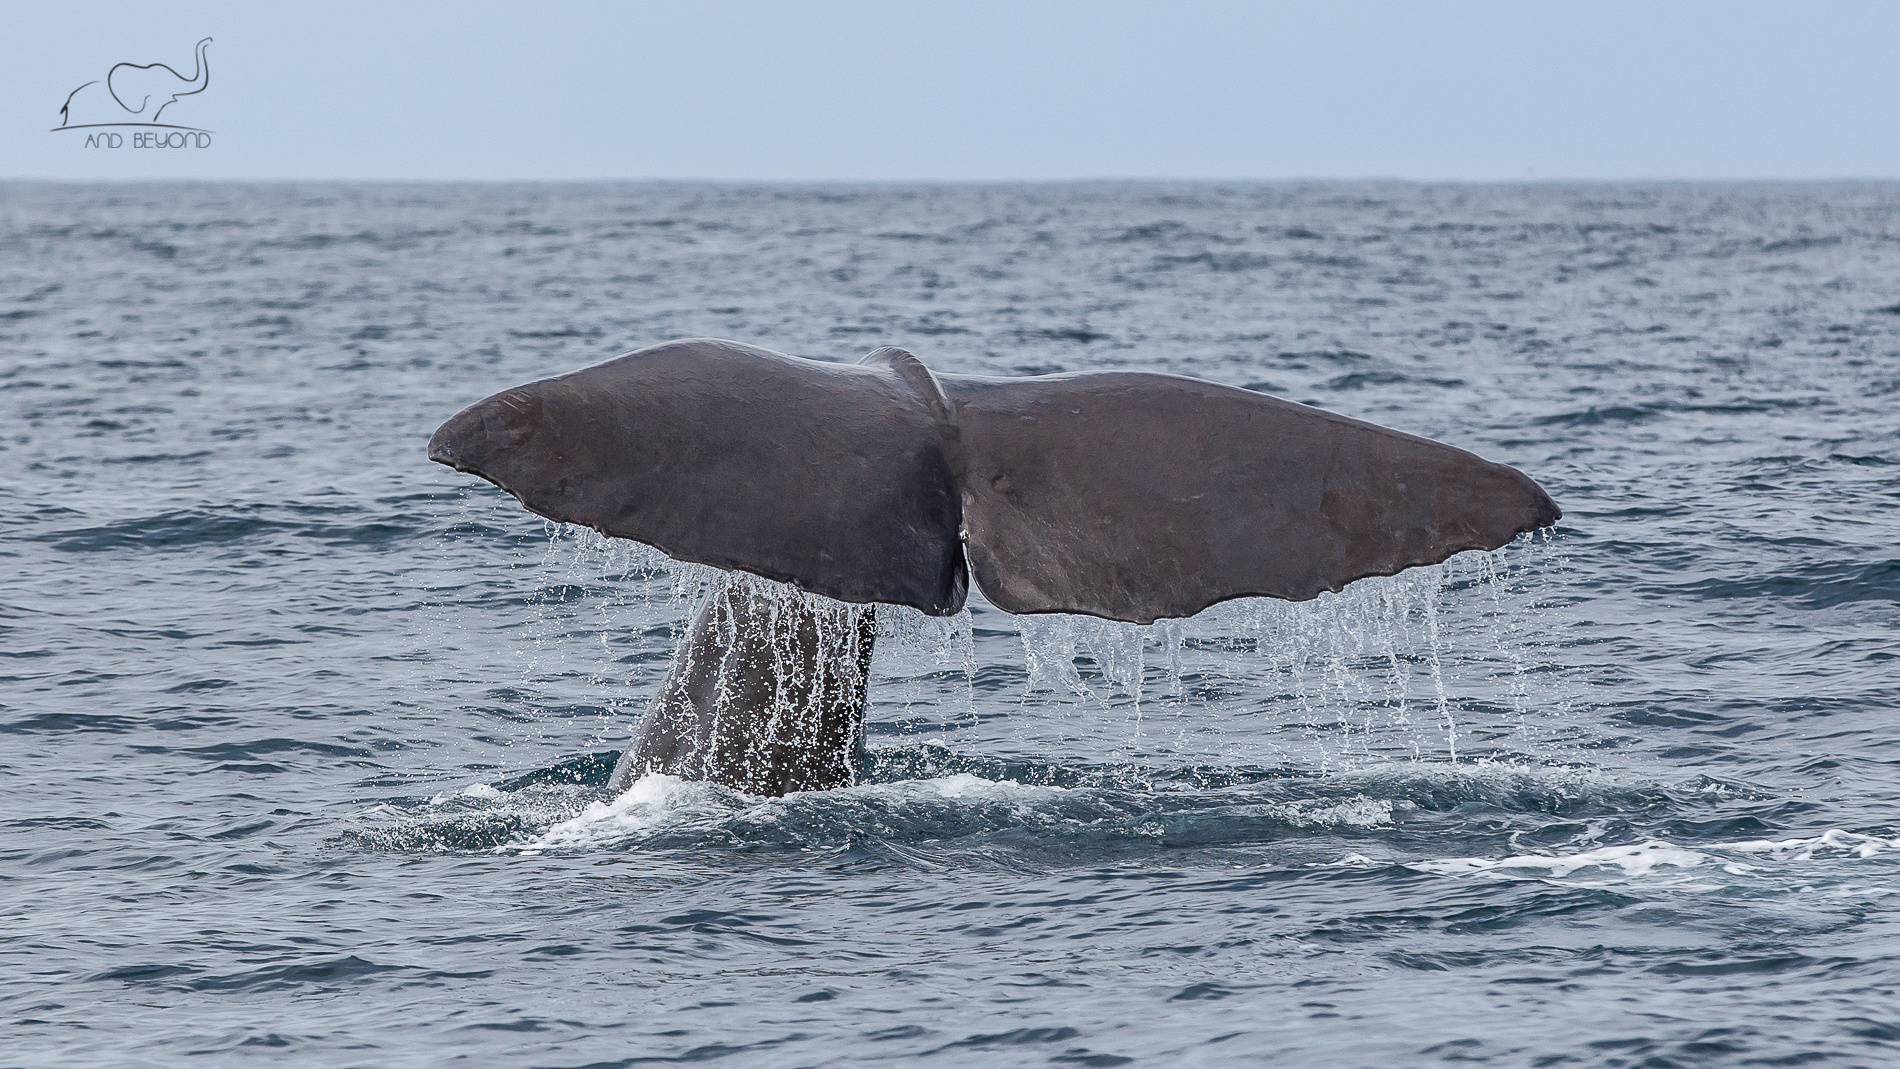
[429,338,1560,796]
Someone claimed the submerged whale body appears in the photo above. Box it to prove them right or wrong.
[430,338,1560,796]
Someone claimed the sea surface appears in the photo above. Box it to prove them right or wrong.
[2,181,1898,1067]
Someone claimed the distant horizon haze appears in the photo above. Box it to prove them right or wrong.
[5,0,1898,182]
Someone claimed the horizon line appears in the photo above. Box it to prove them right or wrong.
[5,174,1900,186]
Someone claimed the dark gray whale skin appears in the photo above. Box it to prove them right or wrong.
[429,338,1560,795]
[430,340,969,615]
[428,338,1560,623]
[605,577,876,797]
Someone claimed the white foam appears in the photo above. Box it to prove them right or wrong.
[1333,758,1633,807]
[924,772,1067,801]
[1411,840,1708,879]
[1290,796,1396,829]
[514,773,723,853]
[1400,828,1900,889]
[505,769,1153,855]
[1728,829,1898,860]
[428,781,506,805]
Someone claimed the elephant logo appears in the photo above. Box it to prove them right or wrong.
[54,37,212,132]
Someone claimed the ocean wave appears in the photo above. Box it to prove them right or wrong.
[1533,397,1822,427]
[1397,828,1900,892]
[507,772,1399,855]
[1329,759,1676,814]
[341,751,1690,857]
[27,507,428,552]
[1153,251,1275,272]
[1650,559,1900,608]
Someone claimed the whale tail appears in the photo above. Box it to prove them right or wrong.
[429,338,1559,626]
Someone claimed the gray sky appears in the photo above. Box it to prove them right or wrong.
[7,0,1899,181]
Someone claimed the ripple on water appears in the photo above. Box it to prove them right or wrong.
[7,181,1900,1067]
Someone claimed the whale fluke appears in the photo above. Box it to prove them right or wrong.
[430,338,1559,625]
[431,338,1559,796]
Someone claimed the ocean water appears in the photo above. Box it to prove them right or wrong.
[2,181,1897,1067]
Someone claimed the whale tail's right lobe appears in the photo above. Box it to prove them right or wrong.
[944,370,1560,623]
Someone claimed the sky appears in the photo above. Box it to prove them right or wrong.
[5,0,1900,181]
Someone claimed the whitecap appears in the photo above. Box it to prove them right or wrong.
[1410,840,1708,879]
[1728,829,1898,860]
[427,781,507,805]
[514,773,736,853]
[1400,828,1900,891]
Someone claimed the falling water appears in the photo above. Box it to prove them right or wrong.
[488,509,1575,783]
[1002,540,1575,772]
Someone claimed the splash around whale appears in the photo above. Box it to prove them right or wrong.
[428,338,1560,797]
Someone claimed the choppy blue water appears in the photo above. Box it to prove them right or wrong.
[3,181,1898,1067]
